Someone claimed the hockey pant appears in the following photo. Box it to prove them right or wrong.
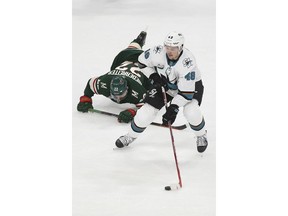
[127,99,206,138]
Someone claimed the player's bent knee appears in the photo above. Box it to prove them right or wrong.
[134,104,159,128]
[183,99,203,124]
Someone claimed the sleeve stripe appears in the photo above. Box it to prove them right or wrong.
[89,77,99,94]
[93,78,98,94]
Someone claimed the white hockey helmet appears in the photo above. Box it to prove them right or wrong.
[163,31,185,52]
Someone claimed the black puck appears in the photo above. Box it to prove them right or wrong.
[164,186,171,191]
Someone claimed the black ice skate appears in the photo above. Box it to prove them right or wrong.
[196,132,208,153]
[115,134,136,148]
[133,31,147,48]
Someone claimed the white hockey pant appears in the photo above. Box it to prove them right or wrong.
[128,103,158,138]
[183,99,206,136]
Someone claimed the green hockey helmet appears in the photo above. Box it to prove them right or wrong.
[110,76,128,103]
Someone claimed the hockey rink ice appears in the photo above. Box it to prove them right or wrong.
[73,0,216,215]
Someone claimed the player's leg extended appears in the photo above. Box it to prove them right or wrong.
[115,103,159,148]
[115,85,165,148]
[128,31,147,49]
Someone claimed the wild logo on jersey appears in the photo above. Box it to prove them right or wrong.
[100,82,107,89]
[95,79,108,91]
[131,90,139,99]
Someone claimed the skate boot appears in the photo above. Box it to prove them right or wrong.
[133,31,147,48]
[115,134,136,148]
[196,132,208,153]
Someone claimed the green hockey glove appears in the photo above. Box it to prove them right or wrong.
[77,95,93,112]
[118,109,137,123]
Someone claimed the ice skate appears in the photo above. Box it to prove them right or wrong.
[115,134,136,148]
[133,31,147,48]
[196,132,208,153]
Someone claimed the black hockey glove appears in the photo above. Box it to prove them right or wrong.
[162,104,179,126]
[149,73,168,91]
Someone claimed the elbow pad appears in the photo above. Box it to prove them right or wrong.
[194,80,204,106]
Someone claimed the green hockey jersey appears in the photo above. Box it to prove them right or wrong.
[84,61,151,105]
[110,48,144,71]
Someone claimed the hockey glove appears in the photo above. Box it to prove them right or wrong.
[77,95,93,112]
[118,109,137,123]
[149,73,168,91]
[162,104,179,126]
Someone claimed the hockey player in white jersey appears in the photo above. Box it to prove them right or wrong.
[115,31,208,153]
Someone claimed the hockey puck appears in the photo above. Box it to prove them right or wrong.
[164,186,171,191]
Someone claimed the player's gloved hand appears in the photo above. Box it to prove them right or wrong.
[149,73,168,91]
[162,104,179,126]
[77,95,93,112]
[118,109,137,123]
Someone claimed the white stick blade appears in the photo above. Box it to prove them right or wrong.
[164,183,181,191]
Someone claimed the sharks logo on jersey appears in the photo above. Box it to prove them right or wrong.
[183,58,193,68]
[148,88,157,98]
[153,45,163,54]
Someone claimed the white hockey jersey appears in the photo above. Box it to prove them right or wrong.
[138,45,202,107]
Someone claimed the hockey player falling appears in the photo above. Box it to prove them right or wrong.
[116,31,208,153]
[77,31,151,123]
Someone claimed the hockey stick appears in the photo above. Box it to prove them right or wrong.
[161,87,183,191]
[88,108,187,130]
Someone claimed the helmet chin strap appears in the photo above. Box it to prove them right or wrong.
[178,44,183,53]
[177,48,184,58]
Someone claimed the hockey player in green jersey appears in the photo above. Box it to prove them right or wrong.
[77,31,150,123]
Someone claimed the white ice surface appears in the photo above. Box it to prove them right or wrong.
[73,1,215,215]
